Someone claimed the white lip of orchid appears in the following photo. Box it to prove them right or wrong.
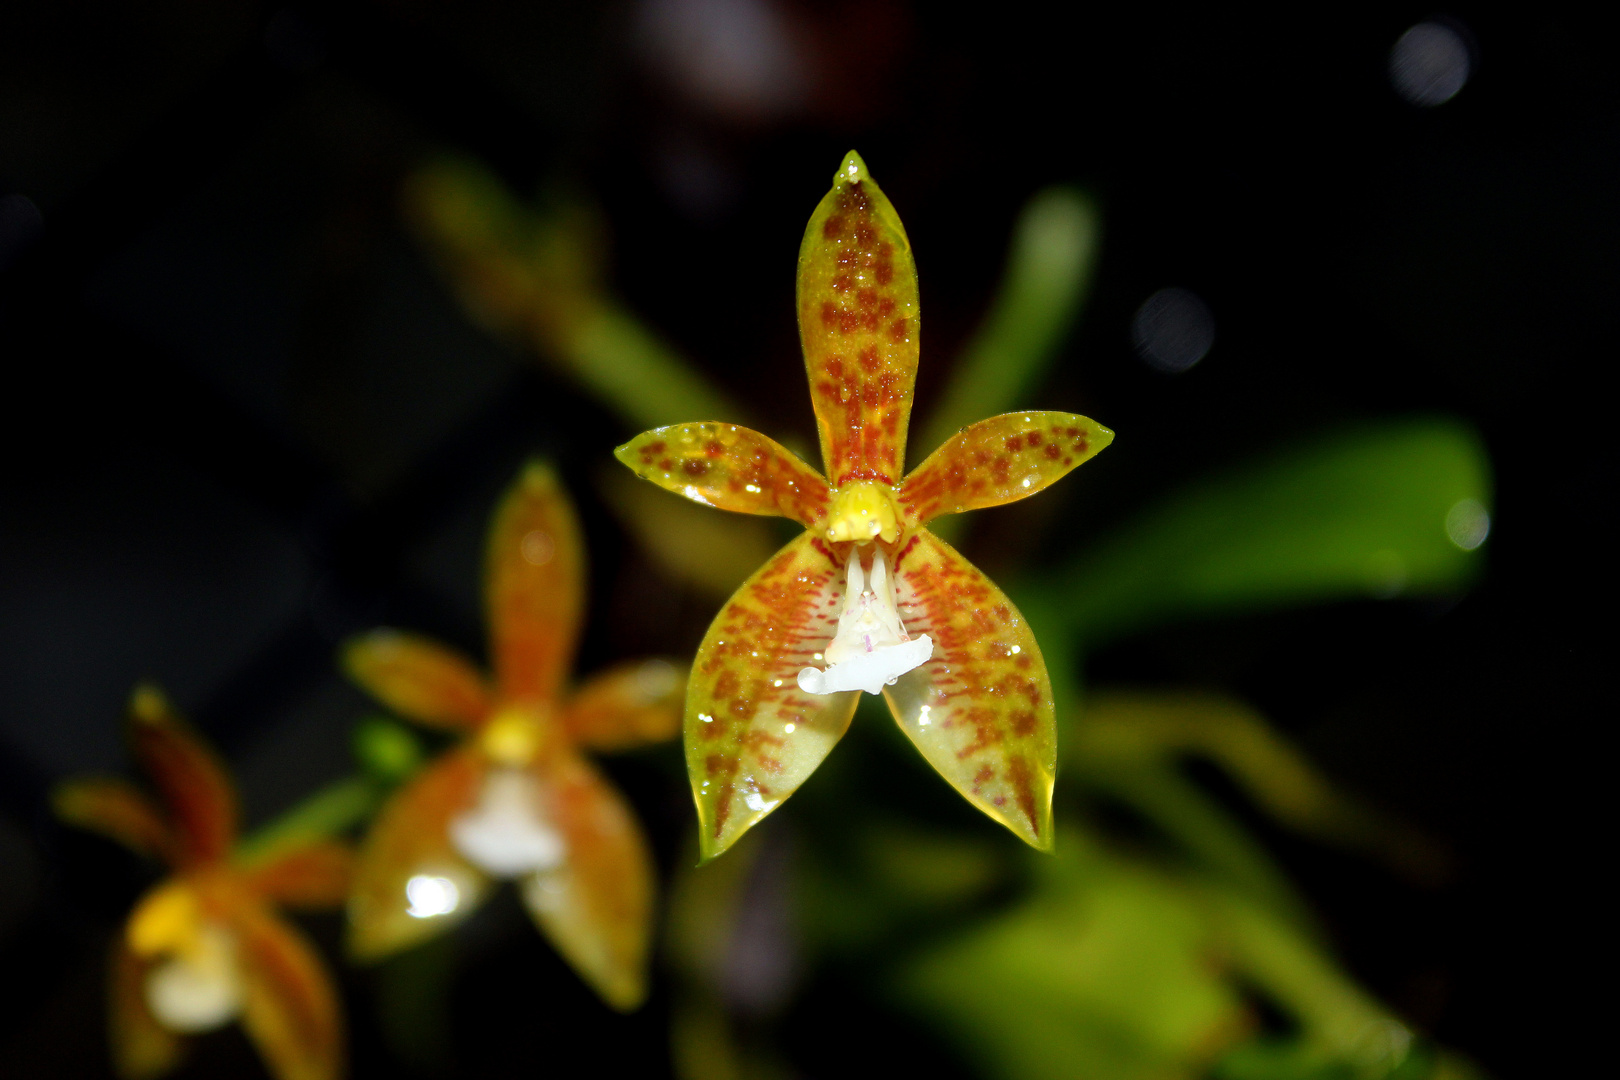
[798,546,932,696]
[449,768,567,878]
[144,922,243,1033]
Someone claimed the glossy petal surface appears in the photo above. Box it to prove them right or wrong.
[110,938,184,1079]
[129,686,237,866]
[232,899,343,1080]
[240,842,354,909]
[487,461,584,703]
[565,659,686,752]
[614,423,830,527]
[348,747,493,961]
[520,752,655,1011]
[798,152,920,485]
[687,531,860,860]
[884,529,1055,848]
[341,631,491,731]
[54,778,175,863]
[901,411,1114,525]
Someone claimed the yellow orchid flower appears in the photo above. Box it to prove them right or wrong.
[340,462,683,1011]
[55,686,349,1080]
[617,151,1113,861]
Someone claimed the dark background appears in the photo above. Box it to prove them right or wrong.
[1,2,1609,1076]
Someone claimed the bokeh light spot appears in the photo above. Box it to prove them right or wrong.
[1445,498,1491,550]
[1131,287,1215,373]
[405,875,461,919]
[1390,22,1471,106]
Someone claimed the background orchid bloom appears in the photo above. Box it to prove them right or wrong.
[54,685,348,1080]
[616,152,1113,861]
[341,462,683,1011]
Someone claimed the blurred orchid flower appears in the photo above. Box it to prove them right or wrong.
[616,152,1113,860]
[341,462,683,1010]
[54,686,348,1080]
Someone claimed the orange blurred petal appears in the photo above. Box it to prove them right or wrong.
[613,423,831,528]
[109,936,185,1079]
[901,411,1114,525]
[239,841,353,910]
[520,751,656,1011]
[687,531,860,860]
[341,630,492,731]
[129,685,237,867]
[564,659,686,752]
[231,899,344,1080]
[347,746,493,961]
[487,462,584,704]
[798,152,921,486]
[884,530,1055,849]
[54,778,176,863]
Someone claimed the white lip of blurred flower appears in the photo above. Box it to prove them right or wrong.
[449,768,568,878]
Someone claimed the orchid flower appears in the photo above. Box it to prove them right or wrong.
[341,462,682,1011]
[54,686,348,1080]
[616,152,1113,860]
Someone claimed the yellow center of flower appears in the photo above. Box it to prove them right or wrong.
[825,481,903,544]
[479,706,549,766]
[128,880,204,958]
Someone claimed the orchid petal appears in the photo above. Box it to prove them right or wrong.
[519,751,655,1011]
[129,685,237,867]
[487,461,584,704]
[347,747,493,961]
[54,778,176,864]
[884,530,1055,848]
[798,151,920,486]
[239,841,353,910]
[687,530,860,860]
[901,411,1114,525]
[614,423,831,528]
[109,937,185,1079]
[564,659,686,752]
[231,898,344,1080]
[341,631,491,731]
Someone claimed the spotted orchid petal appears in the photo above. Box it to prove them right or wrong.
[901,411,1114,525]
[348,746,493,961]
[884,529,1056,849]
[519,750,655,1011]
[54,778,176,864]
[564,659,686,752]
[687,530,860,860]
[488,461,585,704]
[239,842,353,910]
[614,423,832,527]
[341,631,491,731]
[799,151,921,486]
[129,685,237,867]
[230,897,343,1080]
[110,937,185,1080]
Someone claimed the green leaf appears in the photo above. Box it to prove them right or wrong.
[403,154,743,430]
[1048,419,1492,644]
[893,830,1247,1080]
[916,187,1101,461]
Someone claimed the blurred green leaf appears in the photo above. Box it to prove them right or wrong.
[403,154,742,429]
[894,829,1248,1080]
[1046,419,1492,644]
[1073,693,1449,884]
[917,188,1101,460]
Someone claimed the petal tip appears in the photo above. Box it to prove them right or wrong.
[520,459,559,494]
[129,682,172,726]
[835,149,869,185]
